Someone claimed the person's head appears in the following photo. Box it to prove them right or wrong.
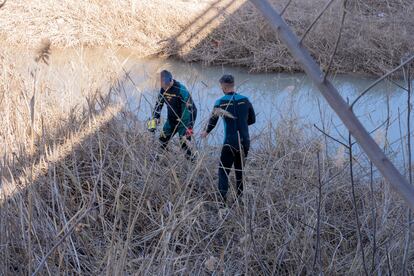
[219,74,235,94]
[160,70,173,90]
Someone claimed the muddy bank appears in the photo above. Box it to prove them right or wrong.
[0,0,413,75]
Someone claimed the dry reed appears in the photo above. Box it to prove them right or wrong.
[0,0,413,75]
[0,46,413,275]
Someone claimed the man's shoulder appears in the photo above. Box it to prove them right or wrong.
[170,80,180,91]
[224,93,250,103]
[214,93,248,105]
[234,93,249,102]
[215,95,229,106]
[173,80,186,89]
[173,80,181,88]
[214,98,222,107]
[175,81,191,95]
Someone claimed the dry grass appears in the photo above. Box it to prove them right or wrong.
[0,0,413,75]
[179,0,414,75]
[1,47,413,275]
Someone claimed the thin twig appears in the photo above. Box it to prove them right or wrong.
[314,124,349,148]
[383,95,391,152]
[407,65,412,193]
[300,0,336,44]
[348,133,369,276]
[316,97,330,162]
[398,108,407,175]
[402,65,412,276]
[280,0,293,16]
[351,55,414,109]
[369,162,377,273]
[386,241,393,275]
[324,0,347,80]
[388,78,408,92]
[313,151,322,273]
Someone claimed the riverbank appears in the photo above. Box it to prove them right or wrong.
[1,0,413,75]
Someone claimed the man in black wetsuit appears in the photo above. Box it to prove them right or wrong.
[150,70,197,158]
[201,74,256,204]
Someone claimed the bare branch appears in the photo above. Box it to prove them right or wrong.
[402,65,412,275]
[369,162,377,273]
[314,124,349,148]
[324,0,347,80]
[313,151,322,273]
[388,78,408,92]
[348,133,369,276]
[0,1,6,9]
[280,0,293,16]
[315,118,387,151]
[351,55,414,109]
[300,0,336,44]
[249,0,414,209]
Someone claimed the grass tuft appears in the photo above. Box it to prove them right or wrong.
[34,38,52,65]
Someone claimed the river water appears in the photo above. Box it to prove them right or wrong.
[115,55,412,165]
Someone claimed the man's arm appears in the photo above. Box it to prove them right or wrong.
[247,100,256,126]
[152,89,165,120]
[206,109,220,133]
[201,112,219,138]
[206,99,222,132]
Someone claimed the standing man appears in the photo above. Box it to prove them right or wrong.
[201,74,256,204]
[149,70,197,158]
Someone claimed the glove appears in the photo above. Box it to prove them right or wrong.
[185,128,194,138]
[147,119,158,132]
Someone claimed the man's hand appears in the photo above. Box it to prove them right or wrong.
[201,131,209,139]
[185,128,194,138]
[147,119,158,132]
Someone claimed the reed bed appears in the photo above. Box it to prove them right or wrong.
[1,0,413,75]
[0,47,413,275]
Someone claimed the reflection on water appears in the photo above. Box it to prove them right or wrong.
[116,55,413,164]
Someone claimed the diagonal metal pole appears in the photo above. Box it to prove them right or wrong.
[249,0,414,209]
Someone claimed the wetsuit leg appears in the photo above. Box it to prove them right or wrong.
[177,122,193,158]
[159,121,175,150]
[218,145,235,202]
[177,121,193,159]
[234,146,248,198]
[180,136,193,158]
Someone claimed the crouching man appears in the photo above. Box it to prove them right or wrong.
[150,70,197,158]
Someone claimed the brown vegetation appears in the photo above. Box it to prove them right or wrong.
[1,46,413,274]
[0,0,413,75]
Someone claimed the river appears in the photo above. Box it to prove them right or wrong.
[113,55,412,165]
